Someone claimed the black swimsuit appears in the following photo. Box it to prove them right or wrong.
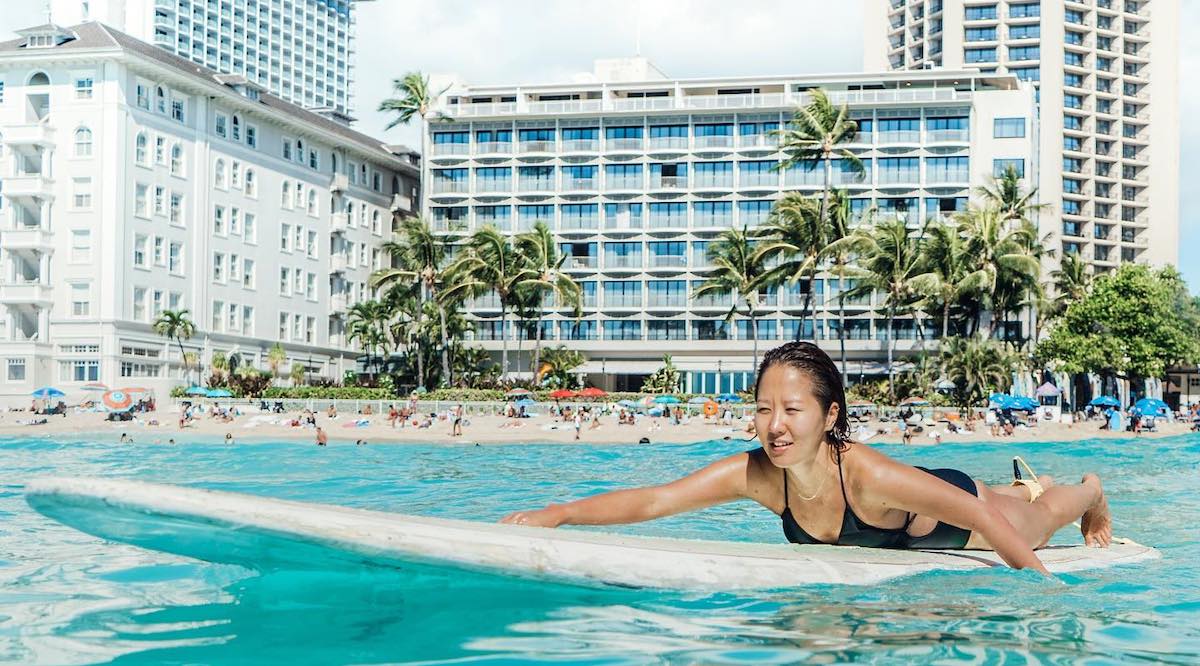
[780,453,977,550]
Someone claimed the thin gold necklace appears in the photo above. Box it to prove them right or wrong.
[788,467,828,501]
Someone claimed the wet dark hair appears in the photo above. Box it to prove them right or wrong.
[754,341,852,453]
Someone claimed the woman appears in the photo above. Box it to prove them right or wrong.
[502,342,1113,574]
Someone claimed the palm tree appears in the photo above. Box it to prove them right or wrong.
[347,300,390,377]
[975,164,1050,225]
[265,342,287,382]
[378,72,448,131]
[820,190,865,384]
[152,309,196,383]
[755,193,825,342]
[443,227,524,377]
[775,88,864,235]
[944,337,1013,411]
[956,206,1041,339]
[372,215,454,386]
[693,225,772,372]
[833,218,926,402]
[515,221,582,383]
[910,220,988,340]
[1051,251,1090,313]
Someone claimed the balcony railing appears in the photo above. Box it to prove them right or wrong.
[739,174,778,188]
[606,176,643,190]
[649,136,689,151]
[518,178,555,192]
[694,215,734,228]
[693,176,734,189]
[561,139,599,152]
[432,143,469,156]
[650,176,687,189]
[694,135,734,149]
[560,217,600,231]
[648,254,687,268]
[926,169,969,183]
[431,180,468,194]
[561,177,598,191]
[475,141,512,155]
[476,178,512,193]
[565,256,599,269]
[604,254,642,269]
[926,129,969,142]
[604,294,643,308]
[877,170,920,185]
[647,294,688,307]
[604,215,643,231]
[648,216,688,229]
[878,130,921,143]
[606,138,643,151]
[518,140,555,153]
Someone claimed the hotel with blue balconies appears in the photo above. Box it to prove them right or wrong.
[423,59,1037,392]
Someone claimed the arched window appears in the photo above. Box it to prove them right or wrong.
[170,143,183,175]
[244,169,256,197]
[231,114,241,141]
[155,86,166,113]
[135,132,148,164]
[307,189,317,215]
[295,138,304,161]
[214,159,226,189]
[74,127,93,157]
[27,71,50,86]
[281,181,291,208]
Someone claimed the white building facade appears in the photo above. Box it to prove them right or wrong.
[424,61,1037,392]
[865,0,1180,272]
[51,0,366,118]
[0,22,418,401]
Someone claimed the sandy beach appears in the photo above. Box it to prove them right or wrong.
[0,403,1190,446]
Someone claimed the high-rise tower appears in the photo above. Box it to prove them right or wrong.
[866,0,1180,272]
[51,0,366,119]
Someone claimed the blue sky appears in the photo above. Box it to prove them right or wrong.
[5,1,1196,292]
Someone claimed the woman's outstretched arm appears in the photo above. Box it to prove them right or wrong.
[864,460,1051,575]
[500,452,751,528]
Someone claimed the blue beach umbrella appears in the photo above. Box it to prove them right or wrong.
[1011,396,1039,411]
[617,399,639,408]
[206,388,233,398]
[687,396,710,405]
[184,386,208,396]
[1133,398,1169,417]
[31,387,65,399]
[716,393,743,403]
[515,398,537,407]
[1089,395,1120,408]
[654,395,680,404]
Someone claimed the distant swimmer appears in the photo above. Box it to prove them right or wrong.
[316,426,328,447]
[119,433,131,444]
[224,433,234,445]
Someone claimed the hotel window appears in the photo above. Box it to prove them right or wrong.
[1010,3,1041,18]
[213,205,226,235]
[70,230,91,262]
[281,181,292,208]
[243,258,256,289]
[964,5,997,20]
[154,136,166,164]
[283,140,293,161]
[75,77,93,99]
[73,127,93,157]
[231,161,241,189]
[243,306,255,335]
[738,200,772,226]
[7,358,26,382]
[1065,8,1084,24]
[965,27,996,42]
[133,287,147,321]
[1008,45,1040,62]
[168,242,182,273]
[231,115,241,141]
[993,159,1025,178]
[476,205,513,230]
[135,183,149,217]
[1009,24,1040,39]
[171,99,185,123]
[135,133,148,164]
[279,267,290,296]
[72,178,92,209]
[1063,157,1084,173]
[603,320,642,341]
[307,231,318,258]
[70,283,91,317]
[136,83,149,109]
[170,143,183,175]
[212,252,226,282]
[246,125,257,148]
[244,213,256,243]
[212,301,224,332]
[1011,67,1040,82]
[153,236,165,265]
[309,150,319,170]
[993,118,1025,138]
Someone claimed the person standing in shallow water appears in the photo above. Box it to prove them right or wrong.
[315,426,327,446]
[502,342,1113,575]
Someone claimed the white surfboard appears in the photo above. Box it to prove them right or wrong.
[24,477,1159,590]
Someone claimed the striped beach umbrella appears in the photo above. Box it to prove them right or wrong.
[102,390,133,412]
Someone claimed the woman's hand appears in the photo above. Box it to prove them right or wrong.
[500,505,565,528]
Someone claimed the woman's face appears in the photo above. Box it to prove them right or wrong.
[754,364,839,467]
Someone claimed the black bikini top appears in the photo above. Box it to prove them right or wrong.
[780,451,915,548]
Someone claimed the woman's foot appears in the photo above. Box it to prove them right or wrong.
[1079,474,1113,547]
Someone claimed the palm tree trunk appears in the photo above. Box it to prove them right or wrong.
[820,153,833,237]
[942,299,951,340]
[837,269,848,386]
[437,298,451,386]
[499,303,509,378]
[749,300,760,372]
[886,303,896,403]
[533,314,544,387]
[176,338,188,383]
[803,283,816,342]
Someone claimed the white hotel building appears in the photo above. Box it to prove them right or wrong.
[424,59,1037,392]
[0,22,418,400]
[865,0,1180,272]
[51,0,366,119]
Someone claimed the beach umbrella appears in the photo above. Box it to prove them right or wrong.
[654,395,680,404]
[184,386,208,396]
[648,407,664,417]
[899,396,929,406]
[1011,396,1039,411]
[617,399,639,408]
[1133,398,1170,416]
[81,382,109,392]
[31,387,65,399]
[1088,395,1120,407]
[641,396,656,407]
[847,400,875,408]
[206,388,233,398]
[505,388,532,398]
[934,378,957,392]
[121,387,152,394]
[687,396,711,405]
[101,390,133,412]
[548,389,578,399]
[1035,382,1062,397]
[579,387,607,398]
[716,393,743,403]
[515,397,537,407]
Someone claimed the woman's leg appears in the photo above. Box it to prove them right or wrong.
[988,474,1055,501]
[966,474,1112,550]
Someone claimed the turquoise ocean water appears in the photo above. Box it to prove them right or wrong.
[1,433,1198,664]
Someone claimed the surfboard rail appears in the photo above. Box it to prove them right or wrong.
[24,477,1160,590]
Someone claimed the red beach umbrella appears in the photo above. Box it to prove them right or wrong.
[579,387,607,398]
[548,389,578,399]
[102,390,133,411]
